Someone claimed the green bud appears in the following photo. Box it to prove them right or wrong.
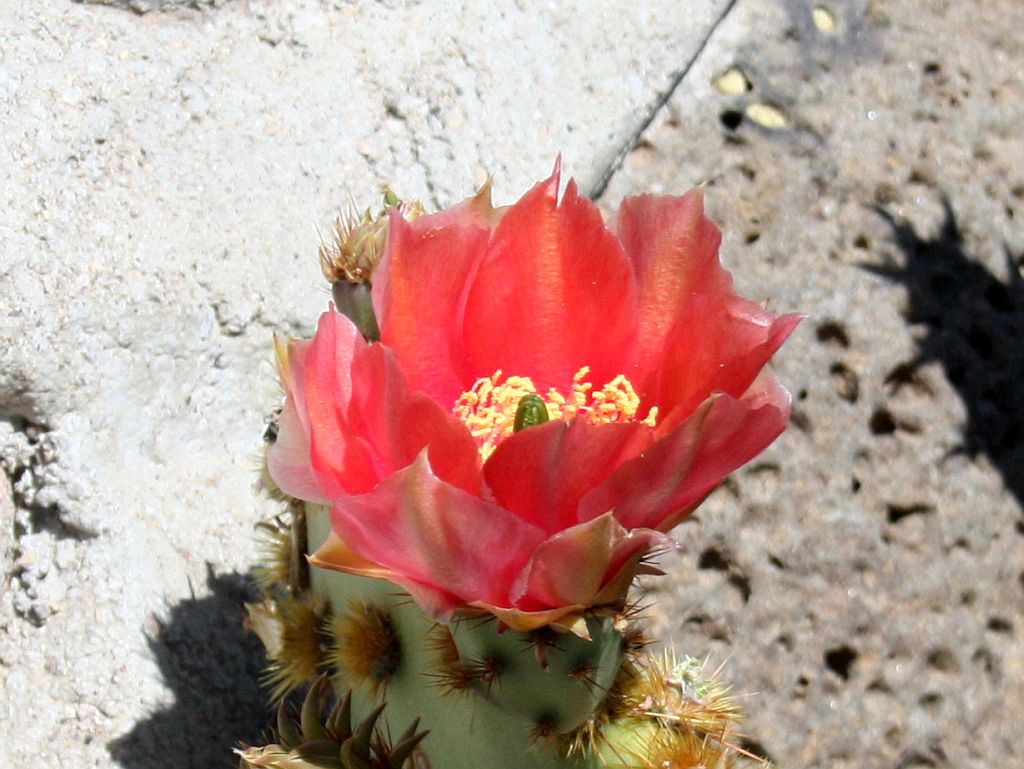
[383,189,401,207]
[513,394,549,432]
[332,282,381,342]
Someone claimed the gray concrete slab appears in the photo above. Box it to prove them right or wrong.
[2,0,1022,768]
[0,1,733,766]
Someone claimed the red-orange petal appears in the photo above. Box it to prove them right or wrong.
[651,291,801,423]
[373,208,492,407]
[580,372,792,532]
[616,189,728,383]
[415,179,506,230]
[345,343,481,494]
[483,417,653,535]
[462,166,639,393]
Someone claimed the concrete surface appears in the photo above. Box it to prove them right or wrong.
[1,0,1021,767]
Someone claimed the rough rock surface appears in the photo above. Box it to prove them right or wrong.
[601,1,1024,767]
[2,0,1021,768]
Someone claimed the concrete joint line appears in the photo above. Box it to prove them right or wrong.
[589,0,741,200]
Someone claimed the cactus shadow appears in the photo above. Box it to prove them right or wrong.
[865,198,1024,510]
[109,566,271,769]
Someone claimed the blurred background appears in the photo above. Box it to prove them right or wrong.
[1,1,1021,767]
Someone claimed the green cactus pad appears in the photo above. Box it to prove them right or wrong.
[446,611,623,733]
[239,503,762,769]
[306,504,618,769]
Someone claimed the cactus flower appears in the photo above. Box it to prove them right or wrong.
[268,163,799,634]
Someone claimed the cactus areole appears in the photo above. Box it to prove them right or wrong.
[246,163,797,768]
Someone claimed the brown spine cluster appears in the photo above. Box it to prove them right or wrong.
[318,192,424,286]
[329,603,403,695]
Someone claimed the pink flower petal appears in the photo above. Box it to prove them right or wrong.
[267,311,370,499]
[581,372,793,532]
[311,530,466,622]
[266,335,327,501]
[328,452,546,615]
[463,164,638,392]
[512,512,668,611]
[345,342,412,485]
[269,393,327,502]
[302,310,372,497]
[397,393,482,495]
[484,418,653,535]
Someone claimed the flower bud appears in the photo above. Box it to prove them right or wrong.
[319,190,424,341]
[331,282,380,342]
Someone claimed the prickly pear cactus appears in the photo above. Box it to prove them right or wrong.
[240,174,793,768]
[241,503,756,769]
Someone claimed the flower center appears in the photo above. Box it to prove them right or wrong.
[452,367,659,460]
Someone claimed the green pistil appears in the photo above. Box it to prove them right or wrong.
[513,394,550,432]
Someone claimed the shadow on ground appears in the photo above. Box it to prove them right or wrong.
[109,566,270,769]
[867,198,1024,512]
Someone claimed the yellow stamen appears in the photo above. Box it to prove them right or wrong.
[452,367,658,460]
